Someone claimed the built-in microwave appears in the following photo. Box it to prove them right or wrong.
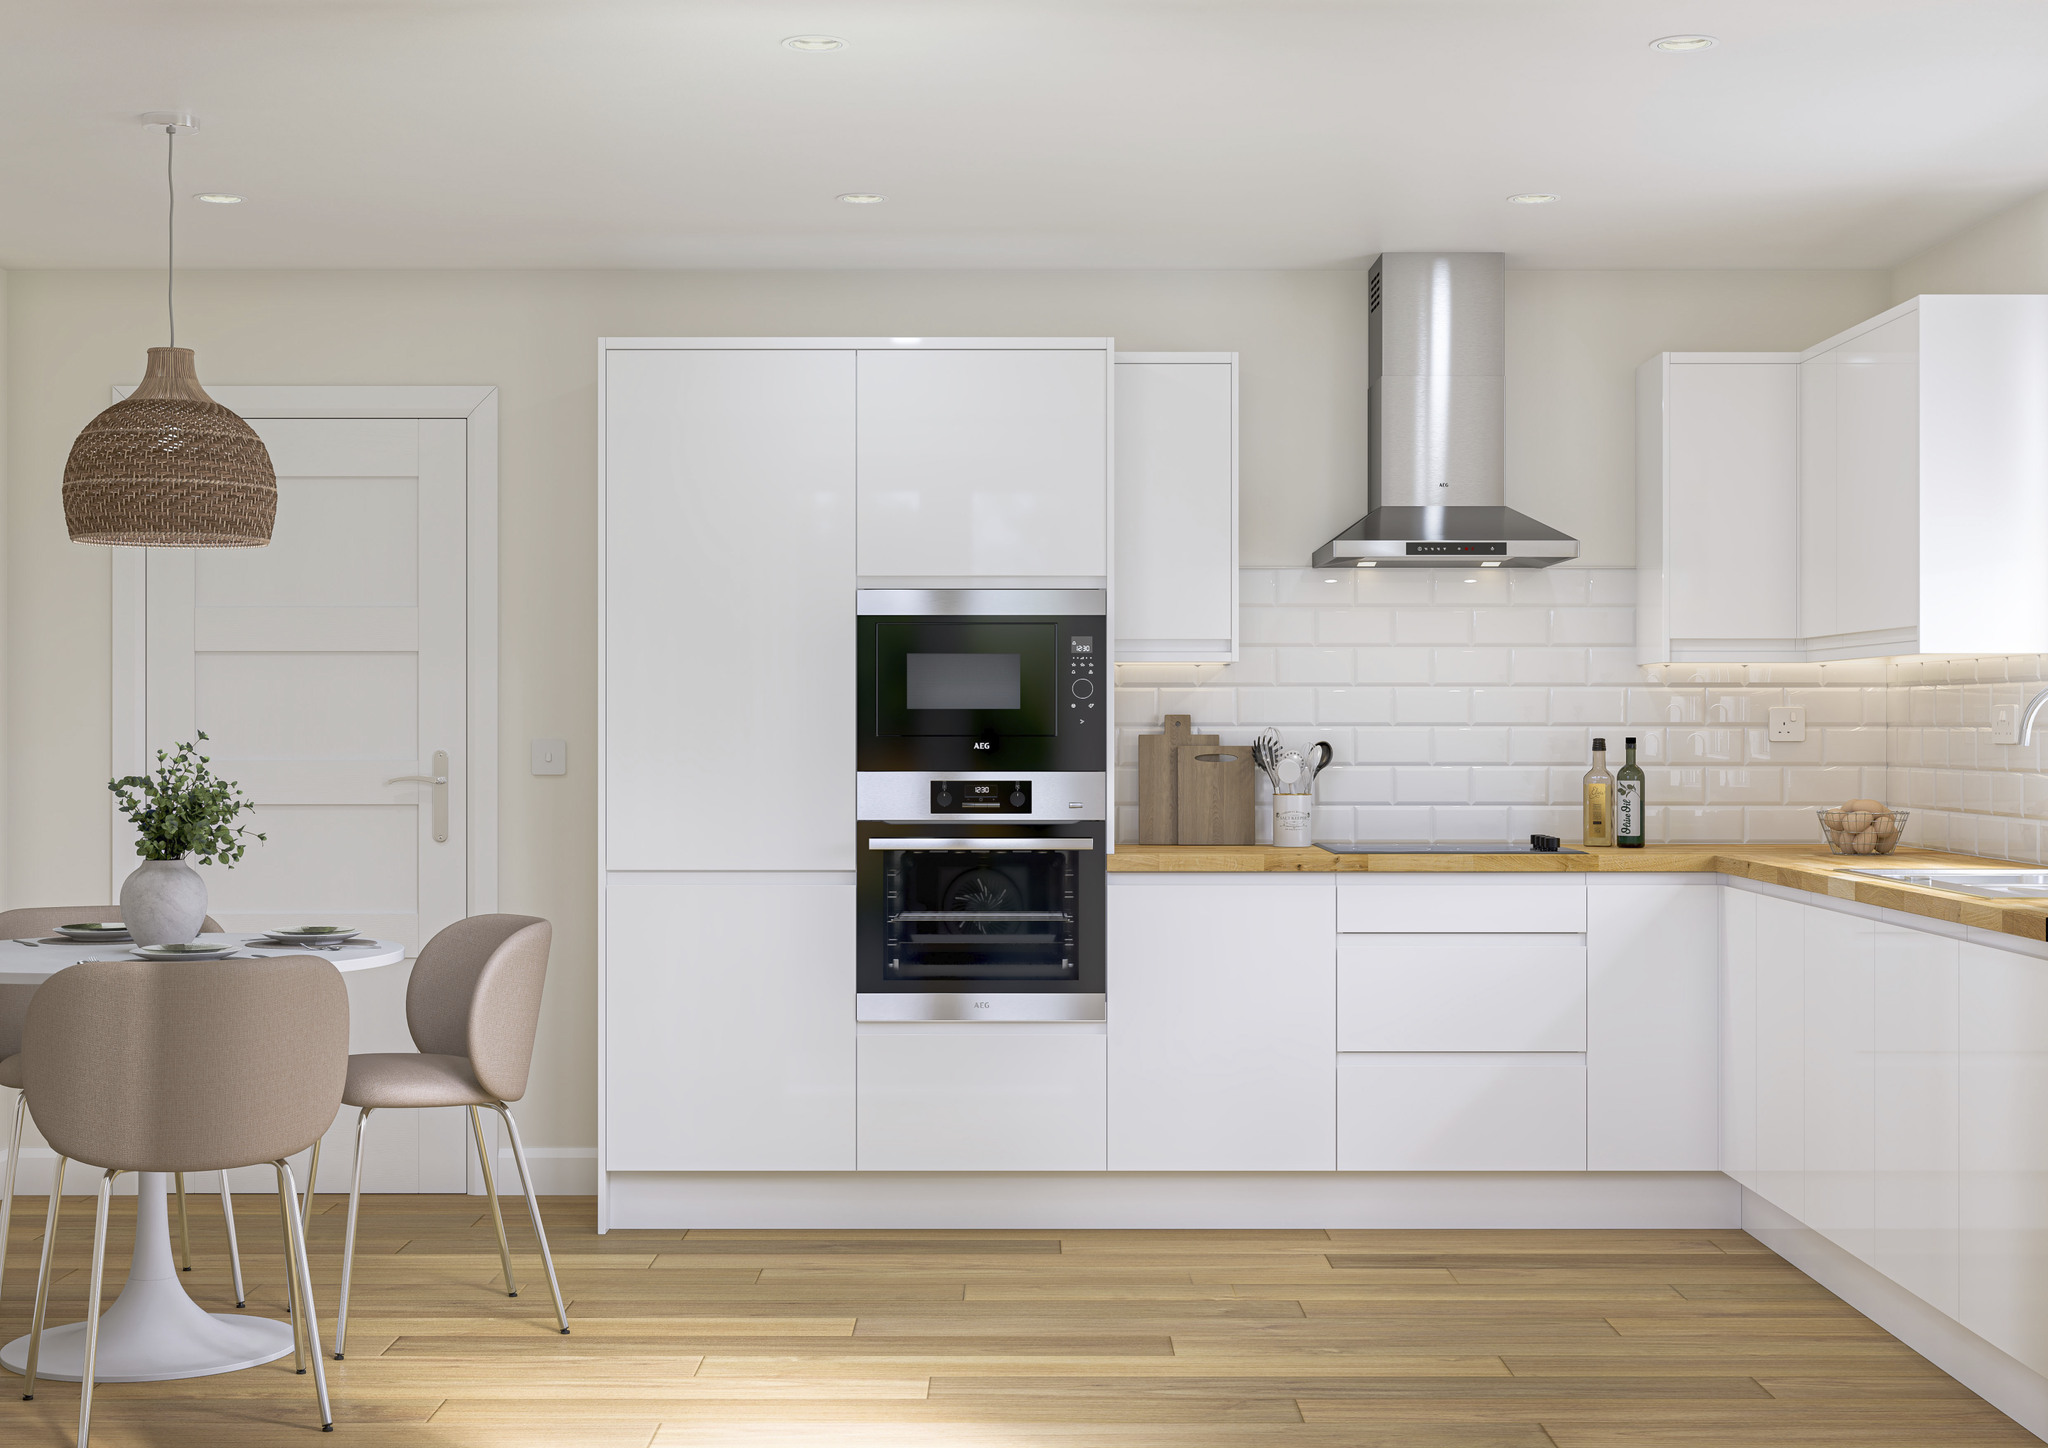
[856,590,1106,775]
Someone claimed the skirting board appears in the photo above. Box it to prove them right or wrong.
[603,1170,1740,1231]
[1742,1189,2048,1443]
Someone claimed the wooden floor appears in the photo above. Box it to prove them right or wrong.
[0,1193,2035,1446]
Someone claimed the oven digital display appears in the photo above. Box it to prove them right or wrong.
[1070,637,1094,654]
[930,780,1033,814]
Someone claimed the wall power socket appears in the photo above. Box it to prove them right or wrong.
[1993,704,2022,745]
[1767,707,1805,743]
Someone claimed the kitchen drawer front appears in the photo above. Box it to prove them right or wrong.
[1338,1054,1588,1171]
[1339,935,1587,1052]
[857,1030,1106,1171]
[1338,877,1587,934]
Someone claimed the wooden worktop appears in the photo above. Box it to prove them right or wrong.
[1107,841,2048,943]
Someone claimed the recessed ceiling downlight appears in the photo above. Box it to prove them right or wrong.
[1506,193,1559,205]
[194,193,243,204]
[1651,34,1718,51]
[837,192,886,205]
[783,35,845,51]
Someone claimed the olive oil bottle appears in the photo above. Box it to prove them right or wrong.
[1616,735,1645,848]
[1583,737,1615,848]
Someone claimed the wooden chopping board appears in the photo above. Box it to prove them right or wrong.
[1138,714,1218,845]
[1176,742,1255,846]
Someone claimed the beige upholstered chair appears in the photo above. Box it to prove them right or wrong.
[0,907,247,1316]
[20,956,347,1444]
[333,914,567,1357]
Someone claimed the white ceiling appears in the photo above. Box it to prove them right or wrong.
[4,0,2045,271]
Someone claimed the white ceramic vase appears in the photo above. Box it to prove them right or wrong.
[1274,794,1314,849]
[120,858,209,946]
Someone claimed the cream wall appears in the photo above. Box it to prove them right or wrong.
[3,264,1889,1158]
[1892,189,2048,298]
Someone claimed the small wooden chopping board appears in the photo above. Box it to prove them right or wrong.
[1175,742,1255,846]
[1138,714,1218,844]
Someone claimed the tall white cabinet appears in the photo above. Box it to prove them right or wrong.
[1113,353,1238,662]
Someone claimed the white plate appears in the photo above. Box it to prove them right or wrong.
[56,923,132,942]
[260,927,361,944]
[132,943,239,961]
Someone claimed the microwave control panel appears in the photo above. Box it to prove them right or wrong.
[1066,634,1098,709]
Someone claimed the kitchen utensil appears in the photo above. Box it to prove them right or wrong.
[1140,715,1219,844]
[1176,745,1255,845]
[10,938,39,947]
[1306,741,1334,779]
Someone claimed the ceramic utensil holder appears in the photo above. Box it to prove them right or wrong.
[1274,792,1314,848]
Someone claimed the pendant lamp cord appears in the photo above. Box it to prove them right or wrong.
[165,123,176,348]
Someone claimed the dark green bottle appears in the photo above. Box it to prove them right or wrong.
[1616,735,1645,848]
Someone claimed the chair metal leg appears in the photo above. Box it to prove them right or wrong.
[174,1171,191,1271]
[219,1173,246,1307]
[468,1104,519,1298]
[335,1107,373,1359]
[275,1160,334,1431]
[276,1173,307,1374]
[492,1104,569,1334]
[301,1139,321,1234]
[0,1092,24,1311]
[77,1170,116,1448]
[22,1154,64,1399]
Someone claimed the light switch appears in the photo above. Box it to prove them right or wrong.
[1993,704,2022,745]
[1767,707,1805,743]
[531,739,567,775]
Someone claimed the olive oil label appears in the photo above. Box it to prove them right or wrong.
[1616,780,1641,839]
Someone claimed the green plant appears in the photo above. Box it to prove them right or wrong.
[109,733,267,866]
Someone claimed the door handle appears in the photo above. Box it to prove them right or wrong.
[386,750,450,843]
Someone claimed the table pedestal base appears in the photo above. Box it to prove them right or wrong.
[0,1171,297,1384]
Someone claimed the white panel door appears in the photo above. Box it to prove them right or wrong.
[855,349,1109,579]
[1960,939,2048,1374]
[1337,877,1586,933]
[1720,887,1759,1190]
[606,877,854,1170]
[1114,358,1235,660]
[1754,894,1806,1218]
[1339,936,1585,1052]
[145,417,470,1193]
[1665,362,1799,648]
[1338,1055,1586,1171]
[857,1031,1106,1171]
[1107,879,1333,1170]
[604,348,856,871]
[1804,906,1876,1265]
[1587,880,1719,1171]
[1874,921,1961,1320]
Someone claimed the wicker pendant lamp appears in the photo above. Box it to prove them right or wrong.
[63,117,275,547]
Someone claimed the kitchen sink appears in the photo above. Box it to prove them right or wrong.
[1843,867,2048,899]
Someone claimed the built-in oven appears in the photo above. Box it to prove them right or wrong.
[857,818,1106,1021]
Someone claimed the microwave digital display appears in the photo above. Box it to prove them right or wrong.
[930,780,1032,814]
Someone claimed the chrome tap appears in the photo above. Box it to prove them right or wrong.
[2020,687,2048,744]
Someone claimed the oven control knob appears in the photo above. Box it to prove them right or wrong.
[1009,790,1026,807]
[936,791,953,809]
[1071,677,1095,700]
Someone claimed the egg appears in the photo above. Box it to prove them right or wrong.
[1840,811,1875,834]
[1844,798,1886,815]
[1873,813,1899,839]
[1822,808,1848,831]
[1848,827,1881,855]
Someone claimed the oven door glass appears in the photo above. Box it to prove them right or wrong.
[874,622,1058,739]
[879,842,1080,983]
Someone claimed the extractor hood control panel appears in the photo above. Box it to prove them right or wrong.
[931,780,1032,814]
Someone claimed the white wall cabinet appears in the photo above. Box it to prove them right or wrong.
[1635,354,1801,664]
[1113,353,1237,661]
[602,345,856,871]
[605,878,855,1171]
[856,1030,1107,1171]
[1587,879,1720,1171]
[854,344,1112,582]
[1107,878,1333,1170]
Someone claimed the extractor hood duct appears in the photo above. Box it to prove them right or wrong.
[1313,252,1579,569]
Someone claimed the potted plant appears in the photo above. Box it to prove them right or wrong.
[108,733,266,945]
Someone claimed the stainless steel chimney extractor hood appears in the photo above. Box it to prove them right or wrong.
[1313,252,1579,569]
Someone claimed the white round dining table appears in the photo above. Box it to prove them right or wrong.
[0,932,404,1384]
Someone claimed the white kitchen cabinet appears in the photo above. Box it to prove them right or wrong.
[857,1029,1107,1171]
[602,346,856,870]
[1753,893,1807,1220]
[605,877,855,1171]
[1338,1055,1586,1171]
[1960,939,2048,1374]
[1635,354,1801,664]
[1799,296,2048,660]
[854,345,1112,582]
[1719,887,1758,1191]
[1337,876,1586,934]
[1874,921,1961,1320]
[1587,879,1719,1171]
[1339,935,1585,1053]
[1106,878,1334,1170]
[1113,354,1237,662]
[1803,906,1876,1264]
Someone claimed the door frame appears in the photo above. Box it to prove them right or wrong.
[108,384,501,919]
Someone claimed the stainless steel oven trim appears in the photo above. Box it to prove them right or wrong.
[858,992,1108,1022]
[857,771,1108,823]
[857,589,1108,617]
[868,838,1093,851]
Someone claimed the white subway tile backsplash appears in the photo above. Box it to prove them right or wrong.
[1112,571,2048,856]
